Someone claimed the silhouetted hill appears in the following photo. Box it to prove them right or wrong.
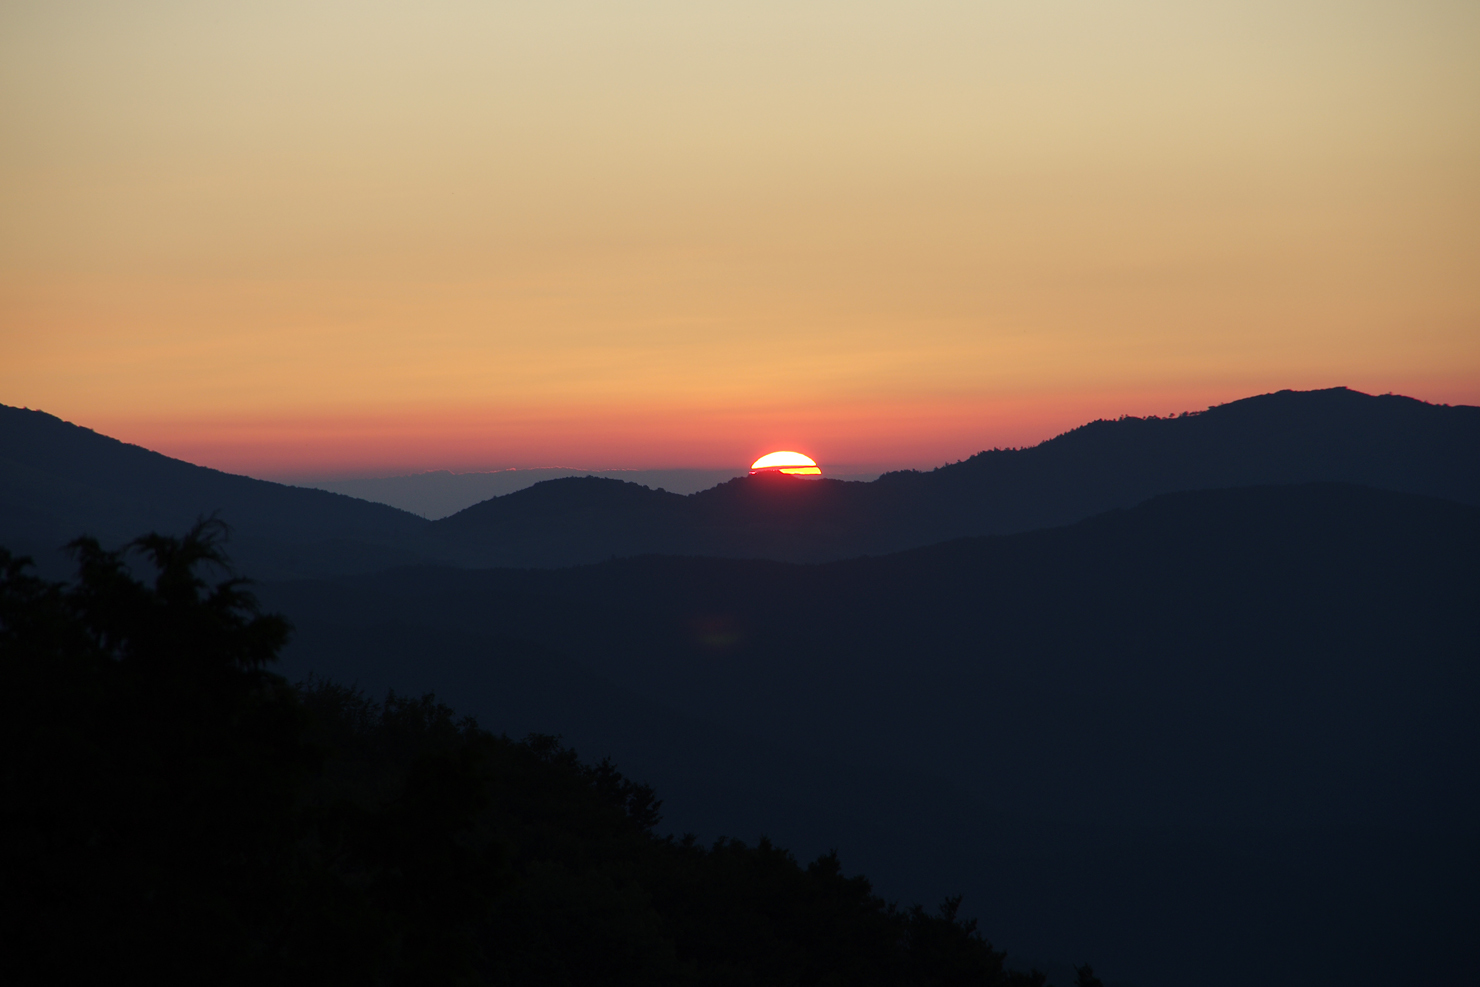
[0,405,428,577]
[7,388,1476,573]
[309,467,754,518]
[424,387,1480,566]
[266,482,1480,986]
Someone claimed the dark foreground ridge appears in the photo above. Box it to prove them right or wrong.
[0,524,1069,986]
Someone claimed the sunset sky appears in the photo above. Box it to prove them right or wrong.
[2,0,1477,479]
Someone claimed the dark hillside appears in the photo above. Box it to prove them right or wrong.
[294,482,1480,831]
[269,482,1480,985]
[1,526,1045,986]
[0,405,427,577]
[425,387,1480,567]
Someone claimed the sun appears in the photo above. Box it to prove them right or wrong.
[749,451,821,476]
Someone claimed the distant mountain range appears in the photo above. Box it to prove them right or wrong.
[421,387,1480,566]
[4,387,1477,574]
[3,385,1478,986]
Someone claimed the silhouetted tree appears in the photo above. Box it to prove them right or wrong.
[3,522,308,978]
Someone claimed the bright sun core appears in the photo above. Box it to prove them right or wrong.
[749,451,821,476]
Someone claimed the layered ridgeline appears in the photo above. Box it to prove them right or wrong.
[4,387,1478,572]
[423,387,1480,566]
[0,404,426,578]
[267,482,1480,987]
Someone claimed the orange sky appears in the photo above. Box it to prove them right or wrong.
[2,0,1477,478]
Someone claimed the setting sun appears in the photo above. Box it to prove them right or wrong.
[750,452,821,476]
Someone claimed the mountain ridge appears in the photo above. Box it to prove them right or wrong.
[0,404,427,577]
[5,386,1477,574]
[423,386,1480,566]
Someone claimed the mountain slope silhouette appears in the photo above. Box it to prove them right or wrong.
[0,405,427,577]
[266,481,1480,987]
[426,387,1480,566]
[4,387,1475,572]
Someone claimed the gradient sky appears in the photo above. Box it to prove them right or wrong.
[2,0,1477,478]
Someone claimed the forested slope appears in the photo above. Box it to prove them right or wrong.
[0,526,1057,986]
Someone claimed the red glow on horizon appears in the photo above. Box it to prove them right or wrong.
[74,377,1480,483]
